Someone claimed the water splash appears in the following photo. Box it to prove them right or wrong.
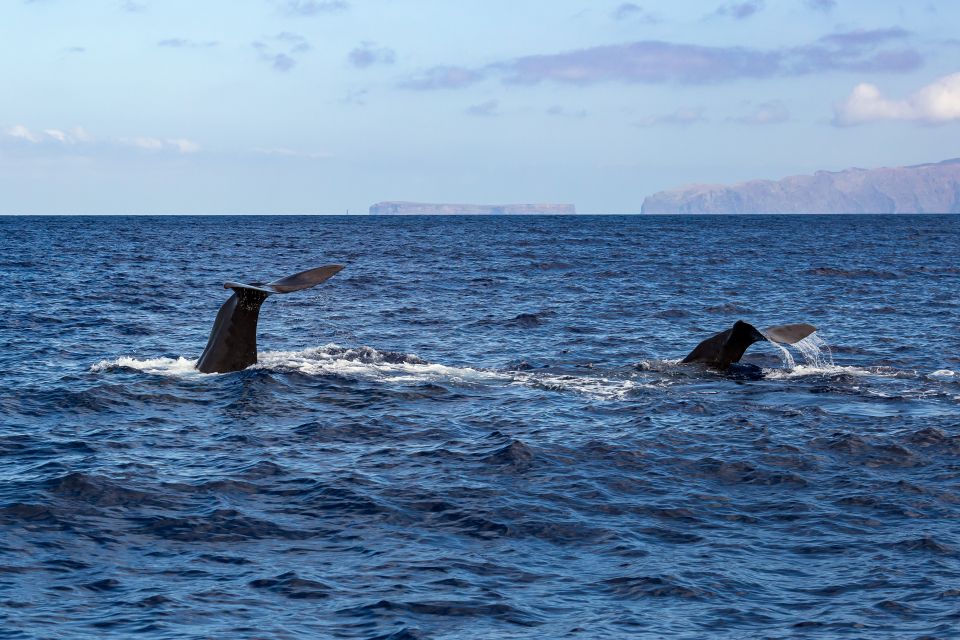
[768,332,833,370]
[793,333,834,367]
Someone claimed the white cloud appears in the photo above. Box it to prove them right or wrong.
[4,125,94,144]
[254,147,331,159]
[731,100,790,125]
[3,125,197,153]
[121,137,200,153]
[43,128,69,143]
[834,72,960,126]
[6,125,41,142]
[122,136,165,150]
[167,138,200,154]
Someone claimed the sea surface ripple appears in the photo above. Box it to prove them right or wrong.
[1,214,959,639]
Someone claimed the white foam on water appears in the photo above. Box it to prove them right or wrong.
[90,356,206,376]
[254,345,509,386]
[761,364,880,380]
[929,369,957,380]
[92,345,645,400]
[511,371,649,400]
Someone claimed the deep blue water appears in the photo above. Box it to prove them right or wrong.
[1,214,959,639]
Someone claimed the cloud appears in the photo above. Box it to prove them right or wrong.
[730,100,789,124]
[4,125,92,144]
[611,3,659,23]
[121,137,200,153]
[636,107,707,127]
[546,105,588,118]
[401,29,922,89]
[6,125,42,143]
[3,124,199,154]
[63,46,86,54]
[341,88,369,105]
[254,147,331,159]
[399,66,485,90]
[273,0,348,16]
[833,72,960,126]
[158,38,218,48]
[818,27,909,48]
[713,1,765,20]
[348,42,396,68]
[803,0,836,11]
[119,0,146,12]
[497,42,780,85]
[253,32,310,72]
[465,100,500,117]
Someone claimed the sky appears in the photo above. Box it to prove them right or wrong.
[1,0,958,214]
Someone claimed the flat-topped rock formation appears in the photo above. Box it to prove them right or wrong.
[369,201,577,215]
[641,158,960,214]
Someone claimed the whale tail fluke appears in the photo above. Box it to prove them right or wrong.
[196,265,344,374]
[224,264,344,296]
[761,323,816,345]
[682,319,817,370]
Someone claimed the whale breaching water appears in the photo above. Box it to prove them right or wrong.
[196,265,344,374]
[682,320,816,370]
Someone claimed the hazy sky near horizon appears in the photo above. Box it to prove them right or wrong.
[1,0,959,214]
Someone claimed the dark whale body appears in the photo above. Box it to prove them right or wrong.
[196,265,343,374]
[682,320,816,370]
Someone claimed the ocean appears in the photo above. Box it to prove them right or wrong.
[1,214,958,639]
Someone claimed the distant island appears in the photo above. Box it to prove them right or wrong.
[369,201,577,215]
[642,158,960,214]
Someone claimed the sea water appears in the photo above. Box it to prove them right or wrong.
[1,214,958,638]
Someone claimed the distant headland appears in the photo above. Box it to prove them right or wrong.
[369,201,577,215]
[642,158,960,214]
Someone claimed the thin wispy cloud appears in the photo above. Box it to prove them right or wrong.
[712,0,765,20]
[63,46,86,54]
[635,107,707,127]
[254,147,332,159]
[119,0,147,13]
[4,125,93,144]
[465,100,500,117]
[273,0,348,17]
[546,105,588,118]
[3,125,199,154]
[818,27,910,48]
[348,42,396,68]
[803,0,836,12]
[253,32,310,72]
[730,100,790,124]
[401,29,922,90]
[833,72,960,126]
[123,137,200,153]
[400,66,484,90]
[158,38,218,49]
[611,3,659,23]
[341,88,369,105]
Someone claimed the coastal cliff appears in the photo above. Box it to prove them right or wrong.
[369,202,577,215]
[641,158,960,214]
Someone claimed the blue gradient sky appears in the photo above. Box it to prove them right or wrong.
[1,0,958,213]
